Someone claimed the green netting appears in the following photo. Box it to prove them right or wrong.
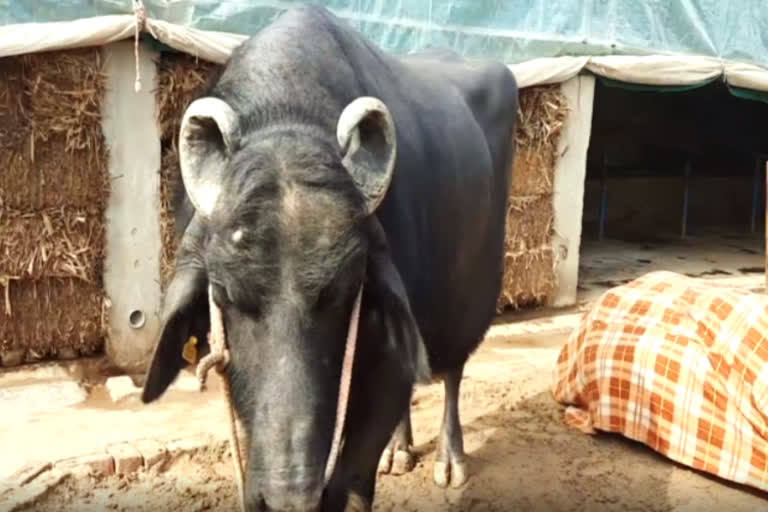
[592,74,768,105]
[727,85,768,106]
[595,74,721,94]
[3,1,768,69]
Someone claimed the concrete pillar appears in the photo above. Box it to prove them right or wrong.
[101,41,163,373]
[549,74,596,308]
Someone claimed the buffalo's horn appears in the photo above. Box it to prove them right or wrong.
[179,97,239,217]
[337,97,397,214]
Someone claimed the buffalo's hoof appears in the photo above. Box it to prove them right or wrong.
[433,457,468,489]
[377,448,392,474]
[391,449,415,475]
[377,448,415,475]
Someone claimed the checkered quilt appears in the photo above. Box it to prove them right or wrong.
[552,271,768,492]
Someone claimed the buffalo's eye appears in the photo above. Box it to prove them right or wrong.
[315,255,365,313]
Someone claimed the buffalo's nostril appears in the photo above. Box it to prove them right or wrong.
[249,478,323,511]
[261,494,322,512]
[247,493,267,512]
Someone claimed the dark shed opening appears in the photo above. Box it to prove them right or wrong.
[579,79,768,299]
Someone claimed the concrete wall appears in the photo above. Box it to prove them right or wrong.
[548,74,596,308]
[102,41,163,373]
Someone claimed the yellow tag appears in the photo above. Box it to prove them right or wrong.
[182,335,198,365]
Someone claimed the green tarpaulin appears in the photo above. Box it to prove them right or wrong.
[4,1,768,69]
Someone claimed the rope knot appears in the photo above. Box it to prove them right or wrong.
[133,0,147,30]
[195,342,230,391]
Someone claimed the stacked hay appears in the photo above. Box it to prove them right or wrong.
[497,85,568,311]
[155,53,222,288]
[0,48,109,363]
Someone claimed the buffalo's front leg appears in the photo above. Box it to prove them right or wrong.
[377,406,415,475]
[433,367,468,488]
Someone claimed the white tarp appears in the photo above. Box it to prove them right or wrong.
[0,15,767,93]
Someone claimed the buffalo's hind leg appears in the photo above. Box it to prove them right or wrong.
[377,406,416,475]
[433,366,468,488]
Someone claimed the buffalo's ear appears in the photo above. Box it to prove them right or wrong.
[141,267,210,403]
[366,222,431,385]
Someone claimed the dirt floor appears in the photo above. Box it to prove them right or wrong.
[12,328,767,512]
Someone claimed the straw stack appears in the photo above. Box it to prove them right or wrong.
[497,85,568,311]
[0,48,109,363]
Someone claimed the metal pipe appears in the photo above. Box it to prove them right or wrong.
[752,156,760,233]
[599,155,607,241]
[681,159,691,239]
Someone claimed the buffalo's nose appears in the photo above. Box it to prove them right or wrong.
[248,478,323,512]
[251,495,321,512]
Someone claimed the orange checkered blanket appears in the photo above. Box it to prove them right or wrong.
[552,271,768,492]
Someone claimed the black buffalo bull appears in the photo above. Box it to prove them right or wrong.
[140,4,518,511]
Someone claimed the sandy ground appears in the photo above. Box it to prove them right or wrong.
[13,328,768,512]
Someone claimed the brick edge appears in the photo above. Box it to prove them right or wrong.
[0,434,226,511]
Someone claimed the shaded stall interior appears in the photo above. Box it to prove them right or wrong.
[579,78,768,301]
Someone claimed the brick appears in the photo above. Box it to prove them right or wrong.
[35,468,70,489]
[7,460,52,486]
[57,348,78,361]
[169,373,203,392]
[165,435,211,460]
[72,453,115,476]
[24,350,44,364]
[104,376,141,404]
[2,469,70,511]
[106,443,143,475]
[0,349,24,368]
[133,439,168,470]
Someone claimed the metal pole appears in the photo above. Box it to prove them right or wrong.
[752,156,761,233]
[599,155,608,241]
[681,159,691,239]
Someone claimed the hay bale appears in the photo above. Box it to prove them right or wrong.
[0,278,106,358]
[0,47,110,361]
[155,53,221,142]
[159,141,182,287]
[1,136,110,211]
[497,84,568,312]
[497,196,556,310]
[0,48,109,210]
[510,147,554,197]
[155,53,222,288]
[505,195,556,250]
[0,206,105,282]
[0,57,28,155]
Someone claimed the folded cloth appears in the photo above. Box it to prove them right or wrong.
[552,271,768,492]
